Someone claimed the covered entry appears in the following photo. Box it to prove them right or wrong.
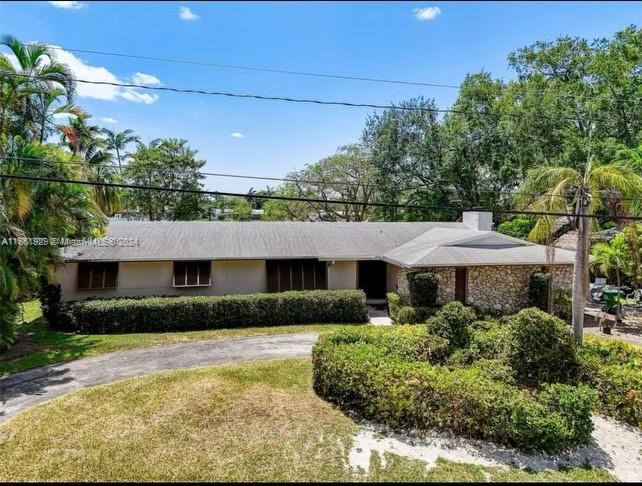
[358,260,387,300]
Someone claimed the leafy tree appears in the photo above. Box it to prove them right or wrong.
[591,240,630,289]
[497,216,536,239]
[263,145,379,221]
[122,139,205,220]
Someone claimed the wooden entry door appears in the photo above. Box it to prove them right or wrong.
[455,267,467,304]
[358,260,387,299]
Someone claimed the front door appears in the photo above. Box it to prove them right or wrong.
[455,267,467,304]
[358,260,387,299]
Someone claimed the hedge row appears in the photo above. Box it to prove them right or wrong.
[55,290,368,333]
[312,328,596,453]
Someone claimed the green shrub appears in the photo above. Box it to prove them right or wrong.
[451,320,509,365]
[386,292,405,321]
[60,290,368,333]
[579,336,642,428]
[312,331,595,453]
[39,281,63,329]
[320,325,449,363]
[496,216,536,239]
[528,272,550,311]
[425,301,476,349]
[406,272,439,307]
[396,305,438,325]
[505,308,579,386]
[466,358,516,385]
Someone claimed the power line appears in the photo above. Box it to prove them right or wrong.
[44,44,642,105]
[2,72,611,124]
[6,155,642,202]
[2,172,642,221]
[46,45,461,90]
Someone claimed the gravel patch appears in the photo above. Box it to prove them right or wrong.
[349,415,642,482]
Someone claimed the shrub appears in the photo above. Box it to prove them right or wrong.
[39,281,64,328]
[579,336,642,427]
[59,289,368,333]
[496,216,536,239]
[528,271,550,311]
[505,308,579,386]
[406,272,439,307]
[451,320,509,365]
[386,292,405,321]
[0,302,18,352]
[396,305,438,325]
[312,330,595,453]
[425,301,476,349]
[320,325,449,363]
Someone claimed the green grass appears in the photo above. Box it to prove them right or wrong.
[0,301,360,376]
[0,359,615,482]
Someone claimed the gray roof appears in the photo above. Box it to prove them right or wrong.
[61,220,576,267]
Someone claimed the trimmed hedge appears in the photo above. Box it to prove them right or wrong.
[386,292,404,322]
[406,271,439,307]
[528,271,550,311]
[56,290,368,333]
[425,301,476,349]
[505,308,579,386]
[312,328,596,453]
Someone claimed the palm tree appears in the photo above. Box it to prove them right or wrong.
[516,158,642,344]
[591,240,629,290]
[0,35,75,143]
[102,128,140,169]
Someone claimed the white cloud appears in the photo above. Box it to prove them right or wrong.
[179,6,200,21]
[414,6,441,21]
[49,1,87,9]
[42,47,159,104]
[132,72,161,85]
[100,117,118,124]
[230,132,244,139]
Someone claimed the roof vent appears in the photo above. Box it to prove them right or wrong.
[462,210,493,231]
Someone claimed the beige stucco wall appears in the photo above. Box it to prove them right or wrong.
[56,260,268,301]
[327,260,357,290]
[397,264,573,314]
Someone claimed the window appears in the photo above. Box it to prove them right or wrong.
[77,262,119,290]
[173,261,211,287]
[266,260,327,292]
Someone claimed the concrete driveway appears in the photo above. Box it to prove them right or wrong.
[0,332,317,423]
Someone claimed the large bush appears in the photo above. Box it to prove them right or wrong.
[313,328,596,453]
[406,272,439,307]
[425,301,476,349]
[387,292,437,325]
[56,290,368,333]
[505,308,579,386]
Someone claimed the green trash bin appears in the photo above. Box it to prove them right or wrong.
[602,286,622,314]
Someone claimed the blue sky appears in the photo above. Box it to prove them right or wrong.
[1,1,641,192]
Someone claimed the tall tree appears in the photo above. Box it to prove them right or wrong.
[102,128,140,169]
[122,139,205,220]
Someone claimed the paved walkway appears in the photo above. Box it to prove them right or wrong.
[0,333,317,423]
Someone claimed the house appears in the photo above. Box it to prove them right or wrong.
[54,211,577,313]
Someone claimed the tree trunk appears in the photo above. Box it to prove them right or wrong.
[116,148,122,170]
[572,199,589,345]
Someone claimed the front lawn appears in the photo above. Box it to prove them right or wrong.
[0,301,359,376]
[0,358,613,482]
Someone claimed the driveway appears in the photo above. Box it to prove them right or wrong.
[0,333,317,423]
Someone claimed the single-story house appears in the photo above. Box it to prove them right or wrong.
[55,211,577,313]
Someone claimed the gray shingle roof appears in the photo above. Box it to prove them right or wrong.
[61,220,576,267]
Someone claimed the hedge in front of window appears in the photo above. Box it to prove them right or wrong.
[57,289,368,333]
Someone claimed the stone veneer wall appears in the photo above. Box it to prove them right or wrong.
[396,264,573,314]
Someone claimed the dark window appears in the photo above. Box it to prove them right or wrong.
[174,261,211,287]
[77,262,118,290]
[266,259,327,292]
